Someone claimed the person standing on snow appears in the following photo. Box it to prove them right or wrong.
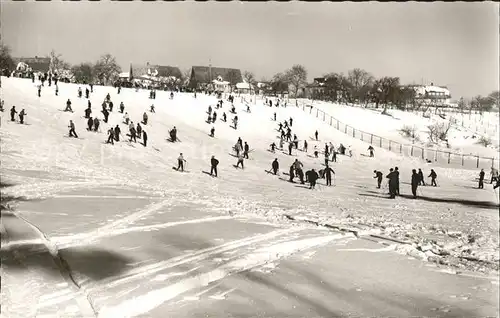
[288,141,293,156]
[289,117,293,127]
[136,123,142,139]
[102,108,109,123]
[373,170,383,188]
[418,169,425,186]
[65,99,73,112]
[68,120,78,138]
[394,167,400,195]
[114,125,121,141]
[212,111,217,123]
[10,106,17,121]
[411,169,420,198]
[18,109,27,124]
[123,112,130,125]
[315,130,319,141]
[142,130,148,147]
[93,118,100,132]
[306,169,319,189]
[87,117,94,131]
[222,112,227,122]
[210,156,219,177]
[274,112,277,121]
[303,140,308,152]
[177,153,186,172]
[243,142,250,159]
[210,126,215,137]
[324,166,335,186]
[428,169,437,187]
[120,102,125,113]
[478,169,485,189]
[84,105,92,119]
[271,158,279,175]
[236,152,245,169]
[107,128,115,145]
[78,87,82,98]
[143,112,148,125]
[85,87,89,99]
[288,164,295,182]
[37,85,42,97]
[386,168,397,199]
[368,145,374,157]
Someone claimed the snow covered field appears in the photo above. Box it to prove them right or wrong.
[1,77,499,317]
[301,99,500,162]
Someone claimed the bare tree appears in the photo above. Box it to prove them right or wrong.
[71,63,94,84]
[0,42,15,74]
[93,54,121,85]
[347,68,374,104]
[181,68,191,87]
[226,69,241,92]
[243,71,256,93]
[48,50,70,75]
[285,64,307,98]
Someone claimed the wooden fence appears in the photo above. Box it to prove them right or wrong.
[293,102,499,170]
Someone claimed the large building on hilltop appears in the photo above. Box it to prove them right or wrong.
[12,56,51,77]
[409,83,452,107]
[189,66,242,92]
[120,62,182,81]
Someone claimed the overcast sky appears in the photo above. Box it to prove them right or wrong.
[2,2,498,98]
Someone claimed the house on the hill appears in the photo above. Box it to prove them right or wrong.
[189,66,242,92]
[409,83,452,107]
[306,77,327,100]
[120,62,183,89]
[12,56,51,78]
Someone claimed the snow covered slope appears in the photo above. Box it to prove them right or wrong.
[1,76,499,273]
[305,100,500,160]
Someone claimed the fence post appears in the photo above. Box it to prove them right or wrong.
[389,141,391,151]
[379,137,382,148]
[361,132,363,141]
[421,148,424,159]
[316,109,319,117]
[330,117,332,126]
[337,121,339,130]
[370,134,373,144]
[476,156,479,168]
[323,112,325,121]
[461,155,464,166]
[400,144,402,154]
[411,146,414,156]
[448,152,450,164]
[345,125,347,134]
[352,128,355,138]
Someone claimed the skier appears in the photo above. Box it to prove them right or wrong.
[373,170,383,188]
[143,112,148,125]
[142,130,148,147]
[411,169,420,199]
[207,113,212,123]
[368,145,374,157]
[107,128,115,145]
[418,169,425,186]
[234,141,242,156]
[210,126,215,137]
[78,87,82,98]
[293,159,304,184]
[102,108,109,123]
[87,117,93,131]
[314,146,319,158]
[150,104,155,113]
[10,106,17,121]
[306,169,319,189]
[65,99,73,112]
[324,143,329,155]
[288,142,293,156]
[84,105,92,119]
[279,136,284,150]
[324,166,335,186]
[222,112,227,122]
[236,153,245,169]
[120,102,125,113]
[428,169,437,187]
[68,120,78,138]
[93,118,100,132]
[324,151,329,167]
[106,93,110,102]
[208,105,212,114]
[331,148,337,162]
[19,109,27,124]
[136,123,142,139]
[37,85,41,97]
[117,86,121,94]
[124,112,130,125]
[129,125,137,143]
[233,116,238,129]
[278,123,283,132]
[109,101,114,112]
[243,142,250,159]
[270,142,276,153]
[210,155,219,177]
[315,130,319,141]
[212,111,217,123]
[85,87,89,99]
[114,125,121,141]
[293,135,299,149]
[289,117,293,127]
[177,153,186,172]
[478,169,485,189]
[274,112,277,121]
[303,140,308,152]
[271,158,279,175]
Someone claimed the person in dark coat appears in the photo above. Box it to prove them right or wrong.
[373,170,383,188]
[10,106,17,121]
[243,142,250,159]
[114,125,121,141]
[394,167,400,195]
[368,146,374,157]
[272,158,279,175]
[102,108,109,123]
[418,169,425,186]
[120,102,125,113]
[68,120,78,138]
[65,99,73,112]
[478,169,485,189]
[306,169,319,189]
[428,169,437,187]
[289,165,295,182]
[93,118,100,132]
[129,126,137,143]
[303,140,308,152]
[411,169,420,198]
[288,142,293,156]
[210,127,215,137]
[84,106,92,119]
[85,87,89,99]
[324,166,335,186]
[222,112,227,122]
[136,123,142,139]
[107,128,115,144]
[289,117,293,127]
[87,117,93,131]
[18,109,27,124]
[386,168,397,199]
[143,112,148,125]
[142,130,147,147]
[210,156,219,177]
[315,130,319,141]
[109,101,114,112]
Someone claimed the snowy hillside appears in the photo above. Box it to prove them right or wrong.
[1,77,499,317]
[305,100,500,160]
